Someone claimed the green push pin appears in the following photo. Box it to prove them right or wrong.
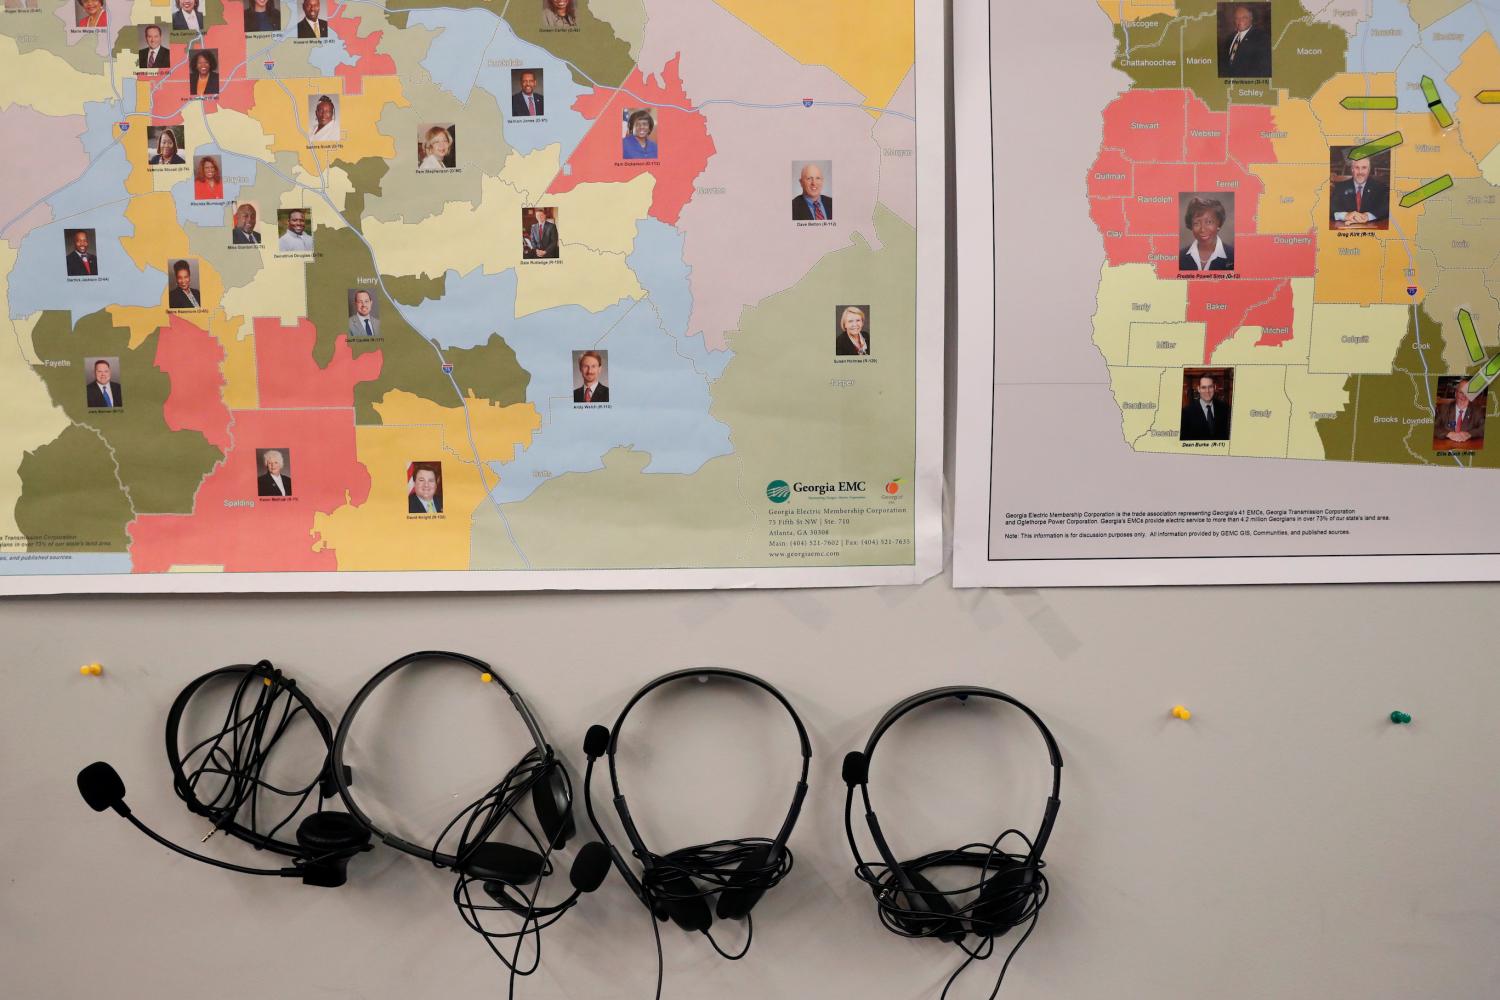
[1389,711,1412,725]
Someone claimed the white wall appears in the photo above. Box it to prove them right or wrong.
[5,580,1499,999]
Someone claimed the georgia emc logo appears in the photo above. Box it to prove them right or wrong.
[766,480,792,503]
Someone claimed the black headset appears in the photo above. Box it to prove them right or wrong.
[331,651,609,978]
[77,660,372,888]
[844,687,1061,994]
[583,668,811,946]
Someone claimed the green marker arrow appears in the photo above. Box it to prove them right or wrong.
[1422,76,1455,128]
[1459,309,1485,363]
[1466,352,1500,397]
[1341,96,1398,110]
[1400,174,1454,208]
[1347,131,1403,161]
[1477,90,1500,104]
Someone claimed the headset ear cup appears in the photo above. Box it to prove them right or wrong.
[460,842,546,885]
[294,812,371,888]
[530,763,575,850]
[891,868,964,942]
[715,844,773,920]
[972,856,1030,937]
[656,872,712,932]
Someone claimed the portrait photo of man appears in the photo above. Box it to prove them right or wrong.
[277,208,314,252]
[408,462,443,514]
[1178,193,1236,273]
[138,25,171,71]
[257,448,292,497]
[523,207,559,259]
[573,349,609,403]
[1180,369,1234,441]
[1217,3,1272,79]
[348,289,380,337]
[1328,147,1391,229]
[231,203,261,244]
[512,69,544,117]
[297,0,328,38]
[1434,376,1488,450]
[65,229,99,276]
[167,258,202,309]
[792,161,833,221]
[172,0,206,33]
[85,358,121,409]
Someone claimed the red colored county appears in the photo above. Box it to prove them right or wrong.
[547,55,715,226]
[156,316,231,450]
[127,408,370,572]
[330,11,398,95]
[254,317,382,409]
[1186,278,1288,362]
[150,3,252,117]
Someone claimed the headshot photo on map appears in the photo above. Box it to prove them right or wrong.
[835,305,871,357]
[231,203,261,245]
[84,357,121,410]
[572,349,609,403]
[417,124,456,170]
[1433,376,1488,452]
[256,448,293,498]
[1178,193,1236,273]
[541,0,578,30]
[171,0,207,34]
[347,288,381,337]
[137,24,171,71]
[166,258,202,310]
[1216,3,1271,79]
[243,0,282,33]
[188,48,220,98]
[1328,146,1391,230]
[308,93,341,142]
[65,229,98,277]
[194,155,224,200]
[147,126,186,166]
[792,161,833,221]
[511,69,544,118]
[1179,368,1234,442]
[622,109,658,160]
[522,207,560,260]
[277,208,314,252]
[408,462,443,515]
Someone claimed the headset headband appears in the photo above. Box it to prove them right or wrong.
[165,660,332,859]
[604,667,812,860]
[855,686,1062,865]
[331,650,551,866]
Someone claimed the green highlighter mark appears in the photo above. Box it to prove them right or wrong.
[1459,310,1484,364]
[1340,96,1398,110]
[1347,131,1402,162]
[1400,174,1454,208]
[1422,76,1455,128]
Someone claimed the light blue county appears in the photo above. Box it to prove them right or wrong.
[1348,0,1420,77]
[408,8,499,103]
[170,148,258,227]
[471,19,593,158]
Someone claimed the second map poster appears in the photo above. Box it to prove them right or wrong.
[956,0,1500,586]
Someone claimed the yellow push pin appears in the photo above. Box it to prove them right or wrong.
[264,677,272,686]
[1170,704,1192,721]
[480,673,493,684]
[79,663,103,677]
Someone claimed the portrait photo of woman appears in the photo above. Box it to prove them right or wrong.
[244,0,281,32]
[835,305,872,356]
[189,49,220,97]
[194,156,224,200]
[542,0,578,29]
[310,94,341,142]
[149,128,186,165]
[417,125,455,171]
[1177,194,1236,273]
[622,109,658,160]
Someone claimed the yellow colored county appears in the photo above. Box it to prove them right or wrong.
[312,424,485,571]
[1310,184,1424,306]
[1392,112,1481,181]
[1251,163,1332,232]
[362,147,651,318]
[712,0,913,112]
[1095,0,1176,20]
[254,76,408,175]
[1268,97,1331,165]
[1226,365,1289,459]
[1286,365,1350,460]
[1091,262,1188,367]
[1134,372,1231,456]
[1307,302,1410,374]
[371,390,542,466]
[1107,366,1171,446]
[1128,322,1205,368]
[0,35,114,117]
